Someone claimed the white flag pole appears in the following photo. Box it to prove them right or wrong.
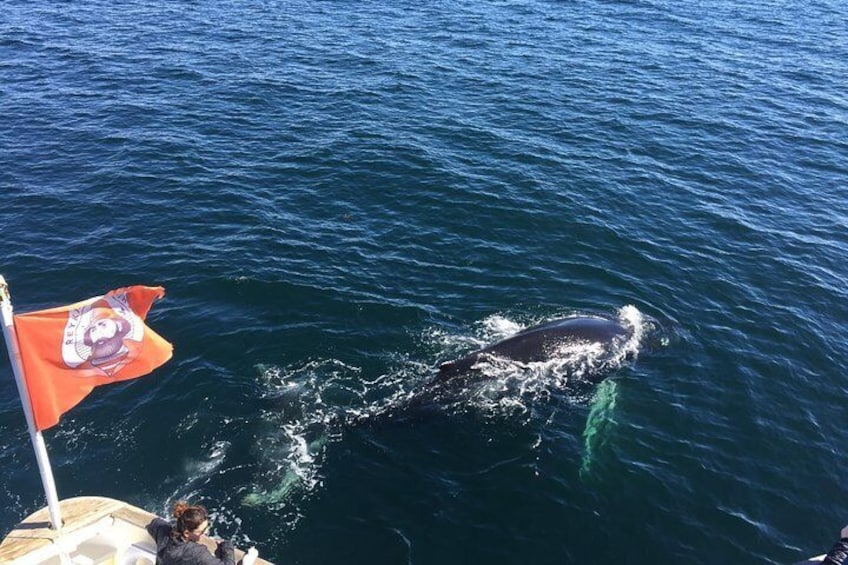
[0,275,63,530]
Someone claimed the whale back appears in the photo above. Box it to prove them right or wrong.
[436,316,629,381]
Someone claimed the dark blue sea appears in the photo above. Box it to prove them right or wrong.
[2,1,847,563]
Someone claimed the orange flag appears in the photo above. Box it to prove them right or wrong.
[13,286,173,430]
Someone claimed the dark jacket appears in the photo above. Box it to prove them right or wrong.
[823,538,848,565]
[146,518,235,565]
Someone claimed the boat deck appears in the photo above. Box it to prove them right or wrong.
[0,496,273,565]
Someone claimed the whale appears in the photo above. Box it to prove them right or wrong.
[435,316,632,383]
[245,313,647,505]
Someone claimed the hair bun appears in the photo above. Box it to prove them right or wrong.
[172,501,190,519]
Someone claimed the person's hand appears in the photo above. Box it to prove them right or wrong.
[840,524,848,539]
[242,547,259,565]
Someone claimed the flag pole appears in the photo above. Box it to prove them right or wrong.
[0,275,63,530]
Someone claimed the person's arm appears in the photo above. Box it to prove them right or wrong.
[822,526,848,565]
[190,540,236,565]
[823,540,848,565]
[145,518,172,548]
[214,540,235,565]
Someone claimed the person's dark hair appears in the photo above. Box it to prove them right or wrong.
[170,501,208,541]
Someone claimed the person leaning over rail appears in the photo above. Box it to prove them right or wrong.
[146,501,235,565]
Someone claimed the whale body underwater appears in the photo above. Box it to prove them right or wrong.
[246,316,644,507]
[434,316,633,383]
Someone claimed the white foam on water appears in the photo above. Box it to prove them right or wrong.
[241,357,421,528]
[184,440,231,476]
[479,315,524,342]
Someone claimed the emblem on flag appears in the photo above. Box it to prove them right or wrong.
[62,293,144,377]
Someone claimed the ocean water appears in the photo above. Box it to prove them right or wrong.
[1,1,847,563]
